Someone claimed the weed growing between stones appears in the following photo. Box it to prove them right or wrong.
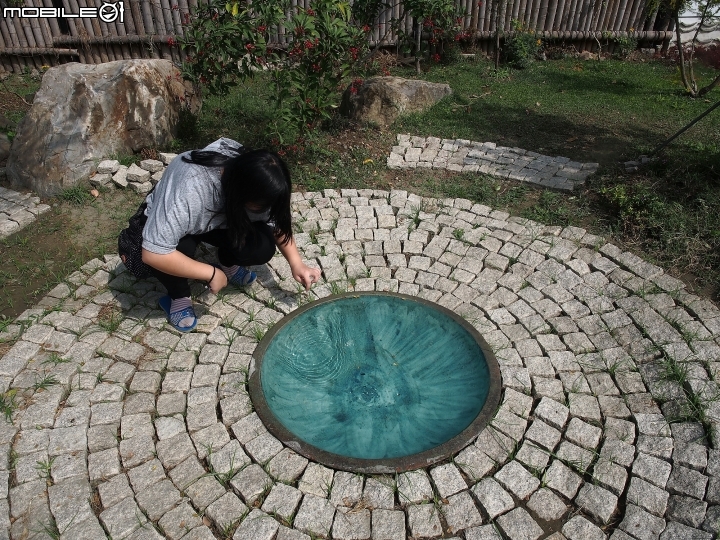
[34,517,61,540]
[0,390,17,422]
[659,350,720,443]
[32,373,58,391]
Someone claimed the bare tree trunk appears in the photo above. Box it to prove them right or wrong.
[415,19,421,74]
[495,0,503,68]
[674,10,696,96]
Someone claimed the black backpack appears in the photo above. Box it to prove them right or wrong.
[118,200,154,279]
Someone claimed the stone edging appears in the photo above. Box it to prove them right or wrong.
[387,135,599,192]
[0,187,50,240]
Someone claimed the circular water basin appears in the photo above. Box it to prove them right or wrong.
[249,292,501,472]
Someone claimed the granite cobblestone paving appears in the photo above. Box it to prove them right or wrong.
[0,186,50,239]
[387,134,599,192]
[0,156,719,538]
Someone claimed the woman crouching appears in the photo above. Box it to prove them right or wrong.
[134,137,320,332]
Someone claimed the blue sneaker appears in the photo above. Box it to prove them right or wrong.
[227,265,257,286]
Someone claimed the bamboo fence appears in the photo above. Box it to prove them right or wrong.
[0,0,675,73]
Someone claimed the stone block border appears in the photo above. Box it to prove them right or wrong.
[387,134,599,191]
[0,186,50,239]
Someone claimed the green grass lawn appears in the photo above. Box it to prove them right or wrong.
[1,53,719,326]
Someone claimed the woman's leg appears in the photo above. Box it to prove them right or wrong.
[151,235,200,300]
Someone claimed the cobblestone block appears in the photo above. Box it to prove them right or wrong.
[565,417,603,450]
[592,457,628,495]
[544,459,583,499]
[332,507,371,540]
[441,491,482,534]
[666,494,708,528]
[667,465,708,499]
[659,522,712,540]
[619,504,666,540]
[496,507,544,540]
[474,426,514,463]
[155,417,185,441]
[206,492,248,532]
[397,469,433,504]
[331,471,364,507]
[261,483,303,521]
[361,477,395,510]
[522,420,560,452]
[465,525,503,539]
[48,425,87,456]
[233,509,280,540]
[98,473,133,509]
[157,393,186,417]
[430,463,466,498]
[371,509,405,540]
[294,494,336,538]
[156,432,196,469]
[186,475,226,510]
[556,441,595,473]
[134,478,181,521]
[48,477,94,531]
[576,483,618,524]
[158,501,203,539]
[231,463,272,505]
[166,458,204,493]
[630,452,672,489]
[568,393,602,422]
[100,499,150,539]
[534,397,570,430]
[527,487,567,521]
[491,407,527,441]
[260,447,305,483]
[472,478,515,519]
[407,504,442,539]
[244,432,283,464]
[119,434,155,468]
[298,462,334,498]
[120,413,154,439]
[127,458,165,493]
[191,422,230,459]
[673,442,708,471]
[88,447,120,483]
[231,412,268,444]
[562,515,606,540]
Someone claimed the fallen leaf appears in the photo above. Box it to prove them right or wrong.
[566,137,578,143]
[362,158,374,165]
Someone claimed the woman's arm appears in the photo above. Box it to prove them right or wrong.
[275,235,321,291]
[142,249,228,292]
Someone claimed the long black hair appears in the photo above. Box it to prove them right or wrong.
[182,145,293,248]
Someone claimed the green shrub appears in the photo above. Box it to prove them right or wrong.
[614,35,638,59]
[504,20,542,69]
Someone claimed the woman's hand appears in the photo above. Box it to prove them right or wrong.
[208,265,228,294]
[275,234,321,291]
[291,262,321,291]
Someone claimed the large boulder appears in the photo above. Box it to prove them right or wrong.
[340,76,452,127]
[0,134,10,163]
[6,60,200,195]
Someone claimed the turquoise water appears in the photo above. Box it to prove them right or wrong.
[260,295,491,460]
